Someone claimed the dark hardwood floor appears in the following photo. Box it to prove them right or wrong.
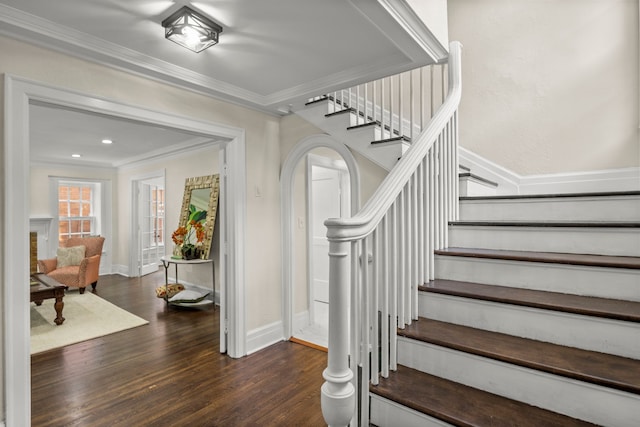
[31,272,327,426]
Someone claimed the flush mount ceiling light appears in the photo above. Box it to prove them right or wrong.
[161,6,222,53]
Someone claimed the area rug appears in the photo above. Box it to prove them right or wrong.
[30,291,148,355]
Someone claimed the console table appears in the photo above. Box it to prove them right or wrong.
[160,256,214,306]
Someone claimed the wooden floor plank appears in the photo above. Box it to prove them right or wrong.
[399,318,640,394]
[420,279,640,322]
[31,272,326,427]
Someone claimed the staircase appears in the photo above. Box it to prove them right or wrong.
[370,191,640,426]
[296,41,640,426]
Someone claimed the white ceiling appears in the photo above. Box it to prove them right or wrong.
[0,0,446,167]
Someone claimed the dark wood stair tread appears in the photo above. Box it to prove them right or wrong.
[372,365,597,427]
[449,220,640,228]
[460,190,640,201]
[435,247,640,269]
[419,279,640,322]
[399,318,640,394]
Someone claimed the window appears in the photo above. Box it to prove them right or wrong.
[57,182,98,244]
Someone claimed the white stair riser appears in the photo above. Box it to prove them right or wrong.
[370,395,453,427]
[435,255,640,301]
[460,196,640,222]
[398,339,640,427]
[449,226,640,257]
[459,176,498,197]
[418,293,640,359]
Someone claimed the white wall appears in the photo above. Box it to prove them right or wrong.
[448,0,640,175]
[407,0,449,49]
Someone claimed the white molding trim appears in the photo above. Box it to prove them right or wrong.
[459,147,640,195]
[112,264,130,276]
[458,147,520,194]
[280,134,361,340]
[246,320,285,355]
[29,216,53,259]
[518,167,640,195]
[0,3,443,115]
[4,75,247,427]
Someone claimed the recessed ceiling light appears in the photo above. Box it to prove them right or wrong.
[71,154,81,158]
[102,139,113,144]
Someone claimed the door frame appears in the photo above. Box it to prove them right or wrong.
[129,170,166,277]
[305,154,350,329]
[4,75,247,426]
[280,134,361,339]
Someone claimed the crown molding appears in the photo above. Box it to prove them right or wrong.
[0,2,448,115]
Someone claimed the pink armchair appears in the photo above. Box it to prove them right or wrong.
[38,236,105,294]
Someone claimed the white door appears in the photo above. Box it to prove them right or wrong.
[310,163,349,331]
[139,180,165,276]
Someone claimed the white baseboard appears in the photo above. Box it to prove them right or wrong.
[518,167,640,194]
[459,147,640,195]
[246,320,285,355]
[111,264,130,276]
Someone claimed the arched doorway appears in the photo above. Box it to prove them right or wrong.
[280,134,361,344]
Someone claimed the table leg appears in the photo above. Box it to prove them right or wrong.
[162,260,170,303]
[53,295,65,325]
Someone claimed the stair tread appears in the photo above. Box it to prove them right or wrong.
[419,279,640,322]
[460,190,640,201]
[371,135,411,144]
[450,220,640,227]
[372,365,597,427]
[435,247,640,269]
[399,318,640,394]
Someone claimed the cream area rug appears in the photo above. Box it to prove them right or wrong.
[31,291,148,355]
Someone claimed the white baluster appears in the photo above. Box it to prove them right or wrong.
[389,202,398,371]
[381,214,390,378]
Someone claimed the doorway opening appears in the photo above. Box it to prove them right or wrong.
[292,154,349,348]
[280,134,361,348]
[130,172,166,277]
[5,76,247,426]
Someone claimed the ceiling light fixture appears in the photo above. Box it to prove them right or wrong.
[102,139,113,144]
[161,6,222,53]
[71,154,81,158]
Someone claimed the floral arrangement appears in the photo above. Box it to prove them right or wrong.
[172,220,205,259]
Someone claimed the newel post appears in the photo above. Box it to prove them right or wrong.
[321,239,355,426]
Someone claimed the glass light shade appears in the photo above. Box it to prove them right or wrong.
[161,6,222,53]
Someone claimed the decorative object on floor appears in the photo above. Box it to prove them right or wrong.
[175,174,220,260]
[30,291,148,355]
[168,289,210,305]
[38,236,105,294]
[155,283,185,299]
[161,5,222,53]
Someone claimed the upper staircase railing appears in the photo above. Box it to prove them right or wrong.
[320,41,462,427]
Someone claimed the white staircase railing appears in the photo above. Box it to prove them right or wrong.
[319,60,448,144]
[320,41,462,427]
